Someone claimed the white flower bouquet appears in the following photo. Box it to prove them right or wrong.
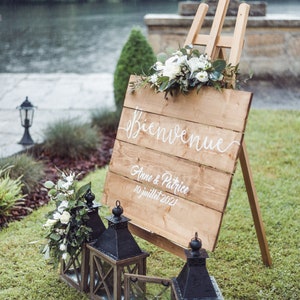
[42,170,92,265]
[131,45,239,99]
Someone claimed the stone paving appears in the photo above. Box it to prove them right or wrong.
[0,73,299,158]
[0,73,114,158]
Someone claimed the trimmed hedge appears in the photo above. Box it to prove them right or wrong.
[113,28,156,113]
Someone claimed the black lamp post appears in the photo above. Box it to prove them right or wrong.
[17,96,36,145]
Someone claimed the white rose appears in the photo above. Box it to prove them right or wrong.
[62,252,68,260]
[60,211,71,224]
[195,71,209,82]
[163,56,181,80]
[187,57,206,74]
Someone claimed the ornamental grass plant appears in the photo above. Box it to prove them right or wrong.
[43,119,100,160]
[0,110,299,299]
[0,153,44,194]
[0,166,24,224]
[90,108,120,133]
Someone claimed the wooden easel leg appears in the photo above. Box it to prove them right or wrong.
[239,140,272,267]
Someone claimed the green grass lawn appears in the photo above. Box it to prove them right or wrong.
[0,110,299,300]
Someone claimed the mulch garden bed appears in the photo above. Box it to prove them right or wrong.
[0,129,116,228]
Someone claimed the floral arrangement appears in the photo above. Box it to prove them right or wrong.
[130,45,239,99]
[42,170,92,265]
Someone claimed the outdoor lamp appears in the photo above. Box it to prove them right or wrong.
[17,96,36,145]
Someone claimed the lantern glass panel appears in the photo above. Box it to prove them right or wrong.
[19,108,34,127]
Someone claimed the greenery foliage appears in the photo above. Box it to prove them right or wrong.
[0,166,24,221]
[113,28,156,113]
[131,45,238,99]
[43,119,100,160]
[0,110,299,299]
[0,154,44,194]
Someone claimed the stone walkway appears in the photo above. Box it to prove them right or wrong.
[0,73,114,157]
[0,73,299,158]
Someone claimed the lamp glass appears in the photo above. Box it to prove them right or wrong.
[19,108,34,127]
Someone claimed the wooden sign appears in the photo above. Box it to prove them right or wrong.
[102,75,252,254]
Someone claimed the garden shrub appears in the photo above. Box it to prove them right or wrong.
[43,119,100,160]
[113,27,156,113]
[90,108,120,133]
[0,166,23,223]
[0,153,44,194]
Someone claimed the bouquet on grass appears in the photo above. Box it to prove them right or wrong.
[42,170,92,265]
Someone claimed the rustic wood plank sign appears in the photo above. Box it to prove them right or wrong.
[103,0,272,266]
[102,75,252,255]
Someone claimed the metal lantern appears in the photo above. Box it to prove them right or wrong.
[84,189,106,242]
[16,96,36,145]
[172,232,223,300]
[60,189,106,292]
[87,200,149,300]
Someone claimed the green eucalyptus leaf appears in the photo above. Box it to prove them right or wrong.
[44,181,54,189]
[49,233,61,242]
[75,182,91,200]
[212,59,226,72]
[156,52,168,63]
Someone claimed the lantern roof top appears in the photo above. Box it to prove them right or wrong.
[17,96,36,110]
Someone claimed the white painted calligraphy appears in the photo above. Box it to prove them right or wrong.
[133,184,178,207]
[161,171,189,195]
[130,165,153,182]
[120,108,240,154]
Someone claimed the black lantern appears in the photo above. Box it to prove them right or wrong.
[93,200,143,260]
[84,188,106,242]
[87,200,149,300]
[17,96,36,145]
[172,232,223,300]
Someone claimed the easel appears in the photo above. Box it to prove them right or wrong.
[184,0,272,266]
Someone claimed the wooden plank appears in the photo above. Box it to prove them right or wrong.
[194,34,234,49]
[127,76,252,133]
[205,0,230,58]
[184,3,209,46]
[239,140,272,266]
[117,107,243,173]
[102,172,223,251]
[109,140,232,212]
[228,3,250,65]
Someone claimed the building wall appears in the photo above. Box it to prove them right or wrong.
[145,14,300,78]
